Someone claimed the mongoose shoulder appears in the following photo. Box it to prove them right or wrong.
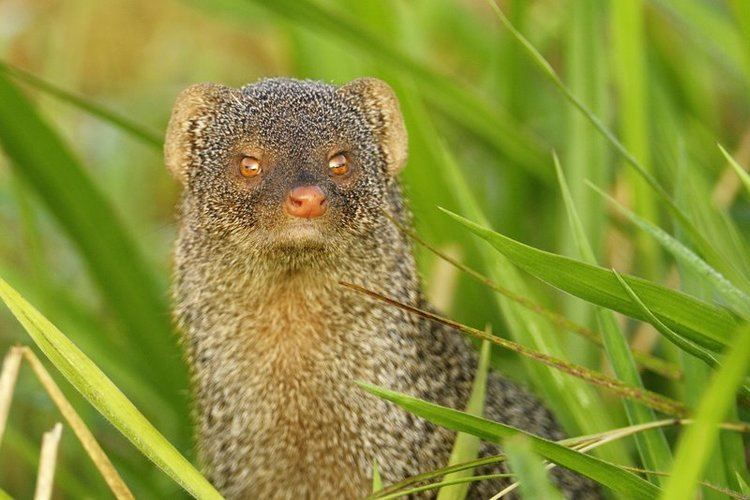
[165,77,600,499]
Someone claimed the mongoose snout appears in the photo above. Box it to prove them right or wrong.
[284,185,328,219]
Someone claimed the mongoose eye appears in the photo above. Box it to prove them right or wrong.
[239,156,261,178]
[328,153,349,176]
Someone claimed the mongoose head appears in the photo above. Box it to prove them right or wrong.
[165,78,407,258]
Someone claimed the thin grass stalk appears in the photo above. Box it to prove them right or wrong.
[341,281,688,416]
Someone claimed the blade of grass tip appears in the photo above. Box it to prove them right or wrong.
[555,155,673,483]
[384,209,682,381]
[0,347,23,447]
[483,0,740,285]
[735,471,750,496]
[357,382,661,499]
[437,338,491,500]
[719,143,750,197]
[0,61,161,148]
[21,347,135,500]
[232,0,550,181]
[590,180,750,320]
[0,71,187,408]
[0,488,11,500]
[0,277,222,499]
[611,271,721,371]
[34,422,62,500]
[660,323,750,500]
[341,281,688,417]
[502,435,564,500]
[440,208,737,351]
[372,462,382,493]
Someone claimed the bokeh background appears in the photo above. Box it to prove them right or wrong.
[0,0,749,497]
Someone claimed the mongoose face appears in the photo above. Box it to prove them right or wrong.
[165,78,408,258]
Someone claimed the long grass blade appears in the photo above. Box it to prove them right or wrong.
[441,209,738,350]
[357,382,661,499]
[0,277,221,499]
[660,324,750,499]
[0,71,187,411]
[720,143,750,197]
[437,339,491,500]
[0,62,161,148]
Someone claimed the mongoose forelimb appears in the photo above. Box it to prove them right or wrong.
[165,77,601,499]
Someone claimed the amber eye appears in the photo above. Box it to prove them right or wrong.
[239,156,261,178]
[328,153,349,176]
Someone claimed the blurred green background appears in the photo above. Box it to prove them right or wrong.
[0,0,749,497]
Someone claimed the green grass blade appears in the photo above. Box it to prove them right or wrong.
[442,209,738,350]
[0,276,221,499]
[592,182,750,320]
[610,0,660,279]
[556,156,673,483]
[357,382,661,499]
[372,462,382,493]
[437,339,491,500]
[228,0,550,181]
[0,71,187,408]
[0,62,161,148]
[719,143,750,197]
[504,435,564,500]
[612,270,720,370]
[660,323,750,500]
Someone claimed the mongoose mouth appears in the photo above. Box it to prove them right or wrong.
[269,218,328,248]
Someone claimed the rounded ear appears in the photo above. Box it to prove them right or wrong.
[338,78,408,176]
[164,83,234,184]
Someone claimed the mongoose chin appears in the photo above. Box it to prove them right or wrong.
[165,77,601,499]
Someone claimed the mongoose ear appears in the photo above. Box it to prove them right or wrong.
[338,78,408,176]
[164,83,235,184]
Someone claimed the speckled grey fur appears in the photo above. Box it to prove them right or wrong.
[166,77,601,499]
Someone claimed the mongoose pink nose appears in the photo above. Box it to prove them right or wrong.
[284,185,328,218]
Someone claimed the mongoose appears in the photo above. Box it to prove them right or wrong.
[165,77,600,499]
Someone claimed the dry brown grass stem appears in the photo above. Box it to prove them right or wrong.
[0,347,23,447]
[33,423,62,500]
[14,347,135,500]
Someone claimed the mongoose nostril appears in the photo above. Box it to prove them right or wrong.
[285,185,327,218]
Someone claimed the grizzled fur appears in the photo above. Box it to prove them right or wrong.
[166,78,600,499]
